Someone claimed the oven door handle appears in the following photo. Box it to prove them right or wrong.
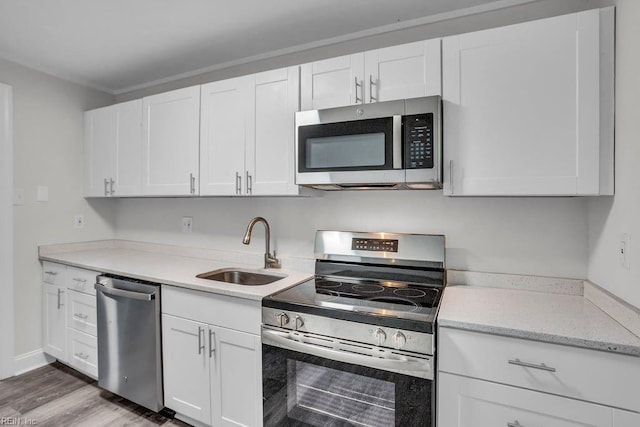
[262,327,432,379]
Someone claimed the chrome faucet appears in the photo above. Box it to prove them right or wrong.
[242,217,281,269]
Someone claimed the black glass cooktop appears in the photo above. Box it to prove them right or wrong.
[263,273,444,333]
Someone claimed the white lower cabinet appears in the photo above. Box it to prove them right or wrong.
[162,286,262,427]
[66,328,99,378]
[43,282,66,360]
[438,327,640,427]
[42,262,100,379]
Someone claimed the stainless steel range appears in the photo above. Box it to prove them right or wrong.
[262,230,445,427]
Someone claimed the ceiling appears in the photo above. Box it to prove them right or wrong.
[0,0,534,94]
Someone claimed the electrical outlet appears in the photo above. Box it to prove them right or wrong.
[74,215,85,229]
[182,217,193,233]
[620,233,631,270]
[13,188,24,206]
[37,185,49,202]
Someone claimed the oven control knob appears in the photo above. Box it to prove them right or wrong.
[275,312,290,327]
[393,331,407,350]
[294,315,304,330]
[373,328,387,346]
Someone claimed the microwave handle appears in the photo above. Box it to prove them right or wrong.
[393,115,402,169]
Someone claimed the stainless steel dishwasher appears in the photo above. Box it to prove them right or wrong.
[95,275,163,412]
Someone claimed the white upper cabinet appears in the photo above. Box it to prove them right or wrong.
[301,53,364,110]
[84,100,142,197]
[364,39,441,103]
[301,40,441,110]
[142,86,200,196]
[200,76,250,196]
[249,67,300,196]
[200,67,300,196]
[442,8,614,196]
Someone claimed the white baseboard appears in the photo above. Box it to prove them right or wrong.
[13,349,55,376]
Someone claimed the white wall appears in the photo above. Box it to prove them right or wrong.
[588,0,640,309]
[1,58,116,356]
[116,192,588,279]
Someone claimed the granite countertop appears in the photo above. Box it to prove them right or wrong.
[39,242,313,301]
[438,284,640,357]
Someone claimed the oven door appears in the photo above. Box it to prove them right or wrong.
[262,326,434,427]
[295,112,405,187]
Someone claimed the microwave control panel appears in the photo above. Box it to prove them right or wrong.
[403,113,433,169]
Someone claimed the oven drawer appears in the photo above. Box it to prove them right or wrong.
[438,327,640,413]
[67,266,100,295]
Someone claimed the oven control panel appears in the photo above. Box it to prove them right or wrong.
[351,238,398,252]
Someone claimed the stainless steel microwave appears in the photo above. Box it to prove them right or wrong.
[295,96,442,190]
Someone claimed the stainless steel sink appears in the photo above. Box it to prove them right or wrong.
[196,268,285,286]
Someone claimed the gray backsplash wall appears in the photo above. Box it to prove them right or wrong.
[115,191,588,279]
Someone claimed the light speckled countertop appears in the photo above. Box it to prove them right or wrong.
[438,285,640,357]
[39,243,313,301]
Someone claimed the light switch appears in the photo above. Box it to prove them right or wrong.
[36,185,49,202]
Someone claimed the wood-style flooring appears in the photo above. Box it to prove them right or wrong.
[0,362,189,426]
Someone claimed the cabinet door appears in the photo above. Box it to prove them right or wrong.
[211,326,261,427]
[364,40,441,103]
[248,67,300,196]
[200,77,250,196]
[113,99,143,196]
[142,86,200,196]
[162,314,211,425]
[84,106,116,197]
[43,283,66,361]
[614,409,640,427]
[442,9,613,196]
[300,53,364,110]
[438,372,613,427]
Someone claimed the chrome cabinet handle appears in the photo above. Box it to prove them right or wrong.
[75,352,89,360]
[109,178,115,195]
[354,77,363,104]
[45,271,58,276]
[238,173,242,195]
[246,171,252,195]
[197,326,204,355]
[369,75,377,103]
[104,178,109,196]
[449,159,454,195]
[235,172,240,195]
[507,421,524,427]
[508,358,556,372]
[73,277,87,283]
[189,173,196,195]
[74,313,88,320]
[57,288,64,309]
[209,329,215,358]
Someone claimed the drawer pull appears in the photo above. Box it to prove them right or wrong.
[75,352,90,360]
[507,422,523,427]
[508,358,556,372]
[45,271,58,276]
[73,277,87,283]
[74,313,89,320]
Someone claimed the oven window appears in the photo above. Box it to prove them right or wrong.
[287,360,395,427]
[305,133,386,169]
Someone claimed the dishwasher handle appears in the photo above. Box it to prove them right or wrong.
[95,283,156,301]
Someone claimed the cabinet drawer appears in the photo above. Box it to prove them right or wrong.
[42,262,66,285]
[67,328,98,379]
[438,327,640,413]
[67,290,97,336]
[67,266,101,295]
[162,285,261,335]
[438,372,613,427]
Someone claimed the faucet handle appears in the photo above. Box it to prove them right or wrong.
[266,251,281,269]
